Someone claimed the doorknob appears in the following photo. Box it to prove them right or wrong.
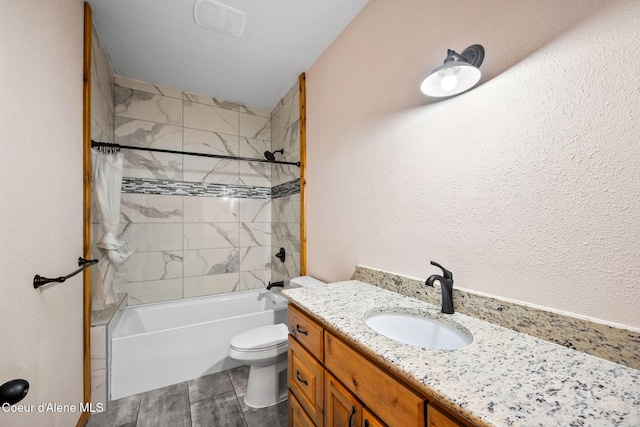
[0,379,29,406]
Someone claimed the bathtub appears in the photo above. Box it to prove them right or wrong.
[110,289,289,400]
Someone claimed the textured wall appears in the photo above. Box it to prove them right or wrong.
[0,0,84,425]
[306,0,640,329]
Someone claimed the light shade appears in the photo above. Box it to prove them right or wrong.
[420,45,485,98]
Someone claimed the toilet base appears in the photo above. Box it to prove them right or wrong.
[244,356,288,408]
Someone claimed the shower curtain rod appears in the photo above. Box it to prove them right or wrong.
[91,140,300,167]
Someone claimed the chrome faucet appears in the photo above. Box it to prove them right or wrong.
[266,281,284,290]
[425,261,454,314]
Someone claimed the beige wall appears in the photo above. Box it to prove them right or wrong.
[0,0,84,425]
[306,0,640,329]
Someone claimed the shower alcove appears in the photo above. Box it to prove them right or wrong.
[86,18,305,406]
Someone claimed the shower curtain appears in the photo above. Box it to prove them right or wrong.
[92,150,132,309]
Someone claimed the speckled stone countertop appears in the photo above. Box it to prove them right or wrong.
[282,281,640,427]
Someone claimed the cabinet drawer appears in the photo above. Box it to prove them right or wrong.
[289,336,324,426]
[289,390,316,427]
[289,305,324,359]
[324,332,425,427]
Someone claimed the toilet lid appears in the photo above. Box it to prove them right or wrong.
[230,323,288,351]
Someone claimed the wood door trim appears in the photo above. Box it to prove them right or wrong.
[78,2,92,426]
[299,72,307,276]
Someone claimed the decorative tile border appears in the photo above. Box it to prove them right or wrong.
[121,177,300,200]
[355,265,640,370]
[121,177,271,199]
[272,178,300,199]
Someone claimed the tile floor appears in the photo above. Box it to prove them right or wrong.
[87,366,288,427]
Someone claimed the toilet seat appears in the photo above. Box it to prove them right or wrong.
[230,323,288,352]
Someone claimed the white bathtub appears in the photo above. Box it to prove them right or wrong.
[110,289,289,400]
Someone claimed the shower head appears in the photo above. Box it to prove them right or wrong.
[264,149,284,161]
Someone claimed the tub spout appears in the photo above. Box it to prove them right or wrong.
[266,281,284,290]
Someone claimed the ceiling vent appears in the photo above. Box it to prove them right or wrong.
[193,0,247,38]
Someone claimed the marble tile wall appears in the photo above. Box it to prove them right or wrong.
[90,25,114,145]
[271,83,301,285]
[270,83,300,187]
[89,26,116,408]
[90,294,127,408]
[112,75,290,305]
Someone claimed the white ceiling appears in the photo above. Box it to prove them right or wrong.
[88,0,370,110]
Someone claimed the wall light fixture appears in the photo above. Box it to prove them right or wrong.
[420,44,485,98]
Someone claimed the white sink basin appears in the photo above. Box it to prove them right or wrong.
[365,312,472,350]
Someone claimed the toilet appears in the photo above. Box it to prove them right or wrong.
[228,276,326,408]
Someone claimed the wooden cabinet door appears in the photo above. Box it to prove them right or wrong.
[289,391,316,427]
[362,407,386,427]
[325,373,362,427]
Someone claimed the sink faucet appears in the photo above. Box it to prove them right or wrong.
[266,281,284,290]
[425,261,454,314]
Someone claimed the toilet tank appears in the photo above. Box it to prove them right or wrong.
[289,276,326,288]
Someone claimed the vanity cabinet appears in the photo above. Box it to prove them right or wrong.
[288,304,469,427]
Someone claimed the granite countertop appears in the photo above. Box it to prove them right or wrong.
[282,280,640,427]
